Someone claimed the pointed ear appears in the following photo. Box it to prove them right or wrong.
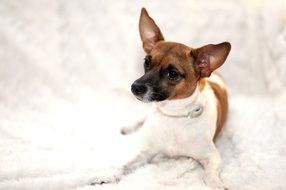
[139,8,164,54]
[191,42,231,78]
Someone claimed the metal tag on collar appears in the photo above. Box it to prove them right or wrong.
[187,105,204,119]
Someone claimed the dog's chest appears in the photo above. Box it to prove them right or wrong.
[142,103,217,157]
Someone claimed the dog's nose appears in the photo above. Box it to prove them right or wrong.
[131,82,147,96]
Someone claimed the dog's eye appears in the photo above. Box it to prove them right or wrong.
[144,56,151,70]
[167,70,179,80]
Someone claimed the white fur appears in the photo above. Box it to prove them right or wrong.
[208,73,226,89]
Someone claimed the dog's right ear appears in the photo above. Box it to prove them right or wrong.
[139,8,164,54]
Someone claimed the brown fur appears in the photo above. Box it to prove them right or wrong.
[207,80,228,139]
[150,41,199,100]
[198,77,228,139]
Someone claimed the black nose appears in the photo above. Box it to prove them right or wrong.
[131,82,147,96]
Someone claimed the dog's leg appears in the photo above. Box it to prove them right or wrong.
[122,150,155,174]
[120,119,145,135]
[195,142,226,190]
[90,150,154,185]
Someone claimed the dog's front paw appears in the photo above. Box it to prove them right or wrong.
[90,168,122,186]
[203,173,225,190]
[90,175,121,186]
[120,126,130,135]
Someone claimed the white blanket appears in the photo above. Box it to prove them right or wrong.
[0,0,286,189]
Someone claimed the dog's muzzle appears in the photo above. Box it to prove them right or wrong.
[131,81,169,102]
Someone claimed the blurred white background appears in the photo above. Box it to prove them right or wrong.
[0,0,286,190]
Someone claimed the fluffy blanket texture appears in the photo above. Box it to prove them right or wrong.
[0,0,286,190]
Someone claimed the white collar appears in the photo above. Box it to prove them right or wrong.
[156,104,204,119]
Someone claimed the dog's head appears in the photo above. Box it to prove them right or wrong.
[131,8,231,102]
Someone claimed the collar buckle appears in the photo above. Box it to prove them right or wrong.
[188,106,204,118]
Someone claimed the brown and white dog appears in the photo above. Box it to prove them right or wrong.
[91,8,231,190]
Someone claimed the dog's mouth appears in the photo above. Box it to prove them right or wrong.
[149,91,169,102]
[135,92,168,103]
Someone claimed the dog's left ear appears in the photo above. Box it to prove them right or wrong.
[191,42,231,78]
[139,8,164,54]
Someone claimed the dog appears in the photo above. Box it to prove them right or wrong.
[91,8,231,190]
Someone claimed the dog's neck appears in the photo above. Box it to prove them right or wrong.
[156,84,203,116]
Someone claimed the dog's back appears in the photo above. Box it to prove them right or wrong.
[202,73,228,139]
